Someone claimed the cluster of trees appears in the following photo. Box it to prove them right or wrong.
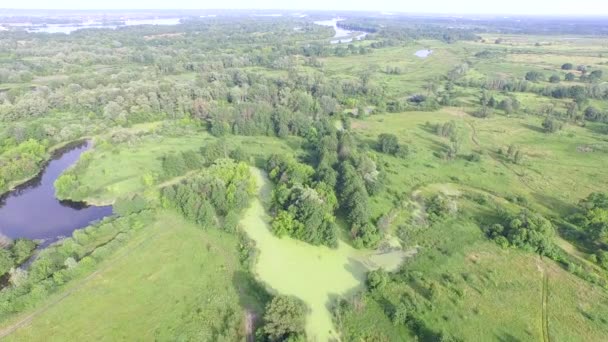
[161,150,205,178]
[498,144,525,164]
[259,295,307,342]
[526,68,603,84]
[0,139,47,192]
[569,192,608,269]
[161,159,254,232]
[0,239,37,279]
[377,133,408,157]
[425,194,458,222]
[542,116,564,133]
[430,121,462,161]
[486,210,557,257]
[338,160,381,248]
[267,154,338,247]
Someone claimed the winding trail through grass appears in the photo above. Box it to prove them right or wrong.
[241,168,408,341]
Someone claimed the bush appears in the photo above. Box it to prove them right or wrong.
[487,210,556,256]
[561,63,574,70]
[263,295,307,341]
[426,194,458,222]
[525,71,544,82]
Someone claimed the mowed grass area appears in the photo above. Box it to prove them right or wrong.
[3,211,263,341]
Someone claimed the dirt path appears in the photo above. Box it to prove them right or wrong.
[540,263,550,342]
[466,120,480,147]
[0,227,165,339]
[244,310,257,342]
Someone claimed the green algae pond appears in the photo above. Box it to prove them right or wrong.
[241,168,409,341]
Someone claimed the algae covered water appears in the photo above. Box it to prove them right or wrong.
[241,168,407,340]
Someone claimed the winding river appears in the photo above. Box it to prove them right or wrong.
[0,141,113,245]
[314,18,368,44]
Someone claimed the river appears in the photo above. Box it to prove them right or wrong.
[16,18,182,34]
[0,141,113,245]
[314,18,368,44]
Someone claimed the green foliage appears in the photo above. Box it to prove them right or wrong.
[486,210,556,256]
[426,194,458,222]
[377,133,404,156]
[267,154,314,186]
[161,153,189,178]
[10,239,37,265]
[161,159,254,230]
[434,121,457,138]
[542,117,563,133]
[0,139,47,191]
[262,295,307,342]
[0,249,13,276]
[570,192,608,253]
[0,212,154,321]
[562,63,574,70]
[525,71,544,82]
[366,268,389,290]
[114,194,149,216]
[549,74,561,83]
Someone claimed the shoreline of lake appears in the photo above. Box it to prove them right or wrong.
[0,139,113,245]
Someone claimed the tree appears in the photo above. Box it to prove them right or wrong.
[499,98,514,114]
[565,73,576,81]
[0,249,13,276]
[271,210,301,237]
[561,63,574,70]
[488,210,556,256]
[367,268,389,290]
[549,75,561,83]
[525,71,544,82]
[263,296,307,341]
[542,117,563,133]
[589,70,603,82]
[377,133,400,155]
[584,106,602,121]
[161,154,188,178]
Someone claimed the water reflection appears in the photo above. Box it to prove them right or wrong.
[0,141,113,244]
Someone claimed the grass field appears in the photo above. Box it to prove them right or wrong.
[339,215,608,341]
[2,211,264,341]
[350,109,608,220]
[64,126,302,205]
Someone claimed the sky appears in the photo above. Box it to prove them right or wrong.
[3,0,608,16]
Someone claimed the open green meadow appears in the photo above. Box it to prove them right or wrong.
[2,211,264,341]
[2,14,608,342]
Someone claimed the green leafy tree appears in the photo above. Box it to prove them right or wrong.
[561,63,574,70]
[263,296,307,341]
[542,117,563,133]
[377,133,400,155]
[525,71,544,82]
[549,75,561,83]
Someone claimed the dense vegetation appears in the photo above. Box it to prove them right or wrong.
[1,10,608,341]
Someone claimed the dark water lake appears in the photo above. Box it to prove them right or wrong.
[0,141,113,244]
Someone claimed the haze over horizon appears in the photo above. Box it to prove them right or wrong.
[2,0,608,16]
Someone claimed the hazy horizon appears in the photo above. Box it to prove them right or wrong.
[2,0,608,16]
